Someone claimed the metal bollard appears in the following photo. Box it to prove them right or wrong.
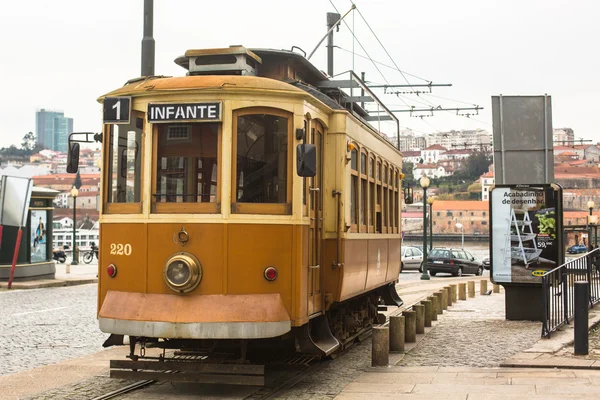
[493,284,500,293]
[450,284,457,302]
[434,292,444,314]
[574,281,589,355]
[458,283,466,300]
[441,289,448,310]
[421,300,432,327]
[66,263,71,274]
[428,296,438,321]
[372,326,389,366]
[413,304,425,334]
[468,281,475,298]
[480,279,488,295]
[389,315,405,352]
[445,286,453,306]
[402,310,417,343]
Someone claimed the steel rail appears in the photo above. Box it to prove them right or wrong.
[90,379,154,400]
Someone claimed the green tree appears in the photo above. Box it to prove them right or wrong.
[73,171,82,189]
[467,182,482,193]
[402,161,414,182]
[456,152,492,181]
[21,132,36,151]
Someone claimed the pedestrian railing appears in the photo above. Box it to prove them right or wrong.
[541,248,600,337]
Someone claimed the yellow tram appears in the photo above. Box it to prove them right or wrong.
[67,45,404,382]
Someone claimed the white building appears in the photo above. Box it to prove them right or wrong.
[553,128,574,146]
[422,145,447,164]
[53,192,70,208]
[396,129,427,152]
[427,129,492,152]
[401,150,422,165]
[480,170,494,201]
[53,221,99,250]
[413,163,452,179]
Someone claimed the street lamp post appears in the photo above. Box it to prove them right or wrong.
[71,186,79,265]
[420,175,431,280]
[456,222,464,249]
[427,197,435,251]
[588,200,595,250]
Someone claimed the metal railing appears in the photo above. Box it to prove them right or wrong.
[541,248,600,337]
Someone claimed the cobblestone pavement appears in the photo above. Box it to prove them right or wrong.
[23,376,136,400]
[0,283,105,376]
[399,292,542,368]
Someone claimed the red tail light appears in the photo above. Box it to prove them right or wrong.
[449,260,454,265]
[264,266,277,281]
[107,264,117,278]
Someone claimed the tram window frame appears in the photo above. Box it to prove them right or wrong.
[375,158,382,233]
[103,110,144,214]
[349,146,359,232]
[394,169,400,233]
[360,150,368,232]
[231,107,293,215]
[368,155,375,233]
[382,163,389,234]
[302,119,308,217]
[151,122,222,214]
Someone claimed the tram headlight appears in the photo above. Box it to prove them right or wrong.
[163,253,202,293]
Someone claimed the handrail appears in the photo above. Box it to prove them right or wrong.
[331,190,343,269]
[541,248,600,337]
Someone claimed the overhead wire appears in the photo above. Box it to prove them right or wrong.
[327,0,415,110]
[330,1,490,132]
[335,46,430,83]
[351,1,438,108]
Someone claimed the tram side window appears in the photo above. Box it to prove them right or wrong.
[155,123,219,204]
[350,148,358,228]
[360,152,367,230]
[235,113,288,204]
[107,120,142,204]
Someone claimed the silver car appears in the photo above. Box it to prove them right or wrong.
[401,246,423,273]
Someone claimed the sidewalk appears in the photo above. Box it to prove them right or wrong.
[335,281,600,399]
[0,261,98,289]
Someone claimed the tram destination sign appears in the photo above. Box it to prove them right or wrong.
[148,102,222,123]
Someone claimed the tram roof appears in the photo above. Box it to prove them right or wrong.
[99,75,306,100]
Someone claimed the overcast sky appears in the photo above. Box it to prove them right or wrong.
[1,0,598,148]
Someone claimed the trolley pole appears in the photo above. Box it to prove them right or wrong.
[141,0,155,77]
[326,12,340,77]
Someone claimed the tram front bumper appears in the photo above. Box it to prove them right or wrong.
[98,291,291,339]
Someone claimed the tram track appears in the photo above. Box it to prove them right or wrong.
[89,379,155,400]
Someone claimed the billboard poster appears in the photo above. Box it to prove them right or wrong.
[490,184,563,284]
[30,210,48,263]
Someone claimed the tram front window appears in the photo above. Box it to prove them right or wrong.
[107,118,143,204]
[235,113,288,204]
[155,123,219,204]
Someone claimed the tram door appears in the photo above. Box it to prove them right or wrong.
[308,123,323,315]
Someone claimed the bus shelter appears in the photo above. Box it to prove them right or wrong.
[0,187,59,281]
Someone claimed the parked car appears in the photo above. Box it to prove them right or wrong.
[426,248,484,277]
[401,246,423,272]
[567,244,587,254]
[482,257,490,270]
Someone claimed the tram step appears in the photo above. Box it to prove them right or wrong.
[109,359,265,386]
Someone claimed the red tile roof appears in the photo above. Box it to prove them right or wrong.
[424,144,448,151]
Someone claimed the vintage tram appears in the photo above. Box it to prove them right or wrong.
[67,45,405,383]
